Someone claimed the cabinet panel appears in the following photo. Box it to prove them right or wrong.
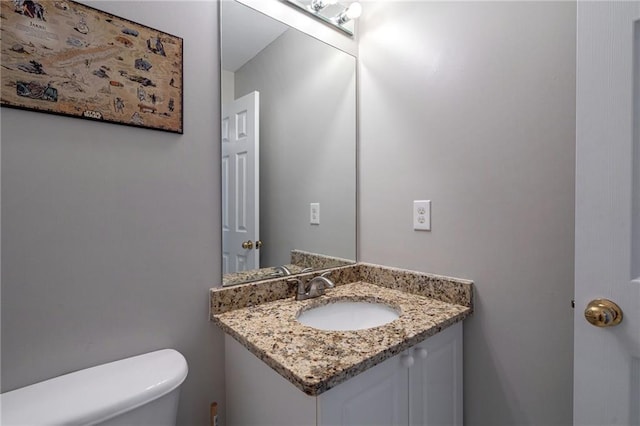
[319,354,409,426]
[225,335,316,426]
[409,322,462,426]
[226,323,463,426]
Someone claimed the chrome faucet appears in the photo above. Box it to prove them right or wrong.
[272,265,292,277]
[293,272,335,301]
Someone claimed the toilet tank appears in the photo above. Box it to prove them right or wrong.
[0,349,188,426]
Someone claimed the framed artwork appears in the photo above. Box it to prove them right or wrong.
[1,0,183,134]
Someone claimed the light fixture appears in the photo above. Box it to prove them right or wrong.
[310,0,338,12]
[335,2,362,25]
[284,0,362,36]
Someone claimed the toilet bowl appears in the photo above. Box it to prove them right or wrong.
[0,349,188,426]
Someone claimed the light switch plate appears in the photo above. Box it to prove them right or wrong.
[310,203,320,225]
[413,200,431,231]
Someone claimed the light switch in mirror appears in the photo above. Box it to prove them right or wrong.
[220,0,357,286]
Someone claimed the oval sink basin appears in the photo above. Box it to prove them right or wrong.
[297,300,400,331]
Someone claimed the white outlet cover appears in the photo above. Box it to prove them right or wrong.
[310,203,320,225]
[413,200,431,231]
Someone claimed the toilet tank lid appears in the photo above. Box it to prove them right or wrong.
[0,349,188,426]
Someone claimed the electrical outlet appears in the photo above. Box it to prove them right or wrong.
[310,203,320,225]
[413,200,431,231]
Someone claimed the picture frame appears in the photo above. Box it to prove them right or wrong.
[1,0,184,134]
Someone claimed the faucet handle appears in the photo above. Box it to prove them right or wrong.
[275,265,292,276]
[321,271,331,278]
[312,274,335,289]
[288,278,308,299]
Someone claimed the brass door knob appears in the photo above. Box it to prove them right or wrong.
[241,240,254,250]
[255,240,263,249]
[584,299,623,327]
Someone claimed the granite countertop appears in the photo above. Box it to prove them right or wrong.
[212,279,472,396]
[222,251,356,286]
[222,264,305,286]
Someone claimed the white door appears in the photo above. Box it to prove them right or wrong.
[222,91,260,274]
[574,3,640,425]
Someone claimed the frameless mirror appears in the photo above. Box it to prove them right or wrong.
[220,0,356,286]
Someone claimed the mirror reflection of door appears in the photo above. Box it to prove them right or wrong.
[220,0,357,286]
[222,91,260,274]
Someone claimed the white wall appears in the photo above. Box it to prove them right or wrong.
[359,2,576,424]
[1,2,223,425]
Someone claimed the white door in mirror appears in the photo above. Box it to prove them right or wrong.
[222,91,260,273]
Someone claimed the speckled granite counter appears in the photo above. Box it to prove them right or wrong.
[222,264,305,286]
[290,249,355,270]
[222,251,356,286]
[211,264,473,396]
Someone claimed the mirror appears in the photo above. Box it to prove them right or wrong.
[220,0,357,286]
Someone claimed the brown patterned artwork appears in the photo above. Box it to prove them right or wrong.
[1,0,183,133]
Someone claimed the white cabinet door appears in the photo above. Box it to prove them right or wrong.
[319,323,462,426]
[318,352,409,426]
[409,322,462,426]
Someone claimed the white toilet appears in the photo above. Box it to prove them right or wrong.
[0,349,188,426]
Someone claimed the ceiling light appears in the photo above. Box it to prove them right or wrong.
[335,2,362,25]
[285,0,362,36]
[310,0,338,12]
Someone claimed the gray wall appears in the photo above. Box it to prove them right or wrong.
[222,70,235,106]
[235,29,356,267]
[359,2,576,425]
[1,2,224,425]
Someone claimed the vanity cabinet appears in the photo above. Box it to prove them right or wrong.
[225,322,462,426]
